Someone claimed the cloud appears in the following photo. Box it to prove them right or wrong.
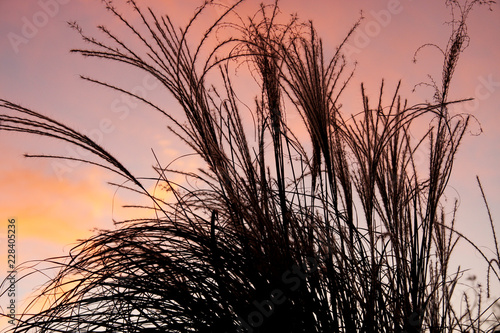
[0,158,116,245]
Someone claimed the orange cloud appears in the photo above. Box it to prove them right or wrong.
[0,165,115,245]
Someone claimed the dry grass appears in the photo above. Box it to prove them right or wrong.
[1,0,499,332]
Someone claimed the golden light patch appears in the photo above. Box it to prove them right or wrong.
[0,166,115,245]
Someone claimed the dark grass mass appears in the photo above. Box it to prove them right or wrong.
[1,0,500,332]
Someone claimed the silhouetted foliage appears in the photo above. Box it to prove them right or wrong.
[1,0,499,332]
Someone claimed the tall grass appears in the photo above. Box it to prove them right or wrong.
[1,0,499,331]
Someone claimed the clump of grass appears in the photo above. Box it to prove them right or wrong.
[1,0,498,332]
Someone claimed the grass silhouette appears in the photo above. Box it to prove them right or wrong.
[1,0,499,331]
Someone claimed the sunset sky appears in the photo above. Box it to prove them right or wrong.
[0,0,499,326]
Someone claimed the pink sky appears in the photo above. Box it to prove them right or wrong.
[0,0,499,327]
